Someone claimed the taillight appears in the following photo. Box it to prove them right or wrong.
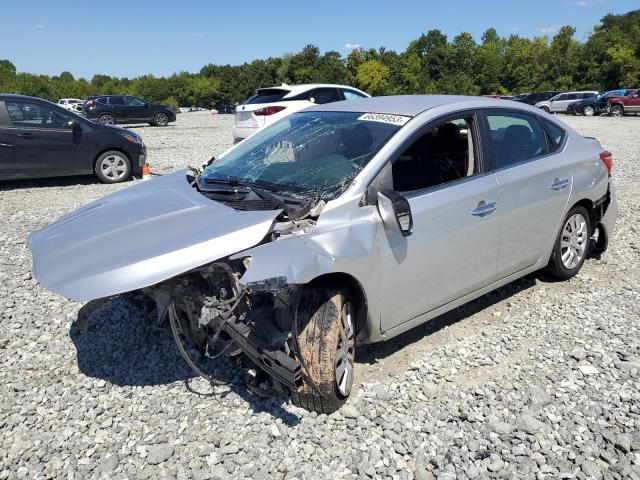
[254,106,286,116]
[599,151,613,174]
[85,100,96,109]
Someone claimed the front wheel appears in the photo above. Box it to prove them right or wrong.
[540,106,550,113]
[95,151,131,183]
[582,105,595,116]
[153,112,169,126]
[546,206,591,280]
[290,288,356,414]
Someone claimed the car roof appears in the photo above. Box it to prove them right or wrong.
[305,94,550,117]
[0,94,48,102]
[258,83,365,94]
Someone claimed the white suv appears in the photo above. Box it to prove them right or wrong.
[58,98,84,114]
[232,83,369,143]
[535,91,598,113]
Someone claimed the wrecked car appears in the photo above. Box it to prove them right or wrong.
[28,96,618,413]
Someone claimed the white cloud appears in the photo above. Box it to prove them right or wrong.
[565,0,603,5]
[540,25,561,34]
[344,43,361,50]
[34,23,45,29]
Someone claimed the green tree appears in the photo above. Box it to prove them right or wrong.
[355,60,390,95]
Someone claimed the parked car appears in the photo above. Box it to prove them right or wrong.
[58,98,85,114]
[567,89,631,116]
[27,96,617,413]
[83,95,176,126]
[233,83,370,143]
[0,94,147,183]
[606,88,640,116]
[535,91,599,113]
[217,104,235,114]
[513,91,562,106]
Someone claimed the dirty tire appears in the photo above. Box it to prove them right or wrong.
[290,288,354,414]
[546,205,591,280]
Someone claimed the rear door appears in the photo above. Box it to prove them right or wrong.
[107,96,127,119]
[4,100,88,177]
[309,88,341,105]
[626,90,640,112]
[482,110,572,278]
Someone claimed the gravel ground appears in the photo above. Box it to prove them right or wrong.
[0,112,639,480]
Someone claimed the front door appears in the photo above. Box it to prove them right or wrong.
[4,100,88,177]
[483,111,572,278]
[124,97,151,121]
[626,91,640,112]
[372,113,502,332]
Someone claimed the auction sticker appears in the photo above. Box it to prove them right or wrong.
[358,113,411,126]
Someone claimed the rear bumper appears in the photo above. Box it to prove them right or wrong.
[232,125,259,142]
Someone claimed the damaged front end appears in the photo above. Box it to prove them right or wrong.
[132,257,306,391]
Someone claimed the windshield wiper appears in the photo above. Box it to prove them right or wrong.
[199,176,278,193]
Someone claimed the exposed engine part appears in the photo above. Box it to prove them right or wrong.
[142,260,304,391]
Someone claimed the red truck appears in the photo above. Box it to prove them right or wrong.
[607,88,640,116]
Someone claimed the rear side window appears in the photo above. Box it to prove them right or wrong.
[108,96,125,105]
[95,97,108,104]
[486,112,548,169]
[543,120,566,152]
[311,88,341,104]
[244,89,290,105]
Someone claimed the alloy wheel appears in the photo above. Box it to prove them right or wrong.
[156,113,169,126]
[583,106,595,116]
[100,154,128,181]
[335,301,355,397]
[99,115,115,125]
[611,106,623,117]
[560,213,588,270]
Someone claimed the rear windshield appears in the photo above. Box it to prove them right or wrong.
[243,89,290,105]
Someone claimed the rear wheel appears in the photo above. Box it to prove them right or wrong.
[98,114,116,125]
[582,105,595,116]
[546,206,591,280]
[610,105,624,117]
[95,151,131,183]
[153,112,169,126]
[540,106,550,113]
[290,288,356,414]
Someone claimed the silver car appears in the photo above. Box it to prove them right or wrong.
[535,91,598,113]
[28,96,618,413]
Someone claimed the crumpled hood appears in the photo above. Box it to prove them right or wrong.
[28,171,280,302]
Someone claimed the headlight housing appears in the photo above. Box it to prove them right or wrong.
[121,133,142,144]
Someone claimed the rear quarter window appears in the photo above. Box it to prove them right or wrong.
[543,120,566,151]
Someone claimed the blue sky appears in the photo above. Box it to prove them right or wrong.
[1,0,637,79]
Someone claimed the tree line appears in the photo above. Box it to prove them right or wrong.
[1,10,638,110]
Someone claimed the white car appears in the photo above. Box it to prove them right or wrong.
[58,98,84,114]
[535,91,598,113]
[232,83,369,143]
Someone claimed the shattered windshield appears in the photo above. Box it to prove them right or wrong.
[201,111,404,201]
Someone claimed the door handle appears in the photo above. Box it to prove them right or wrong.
[17,132,34,139]
[550,178,569,191]
[470,200,497,217]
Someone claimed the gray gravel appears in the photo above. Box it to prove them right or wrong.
[1,112,639,479]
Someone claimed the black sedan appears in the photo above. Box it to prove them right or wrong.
[0,94,147,183]
[568,89,631,116]
[83,95,176,126]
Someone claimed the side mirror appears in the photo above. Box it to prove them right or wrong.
[377,190,413,237]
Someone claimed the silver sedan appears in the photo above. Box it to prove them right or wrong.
[28,95,618,413]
